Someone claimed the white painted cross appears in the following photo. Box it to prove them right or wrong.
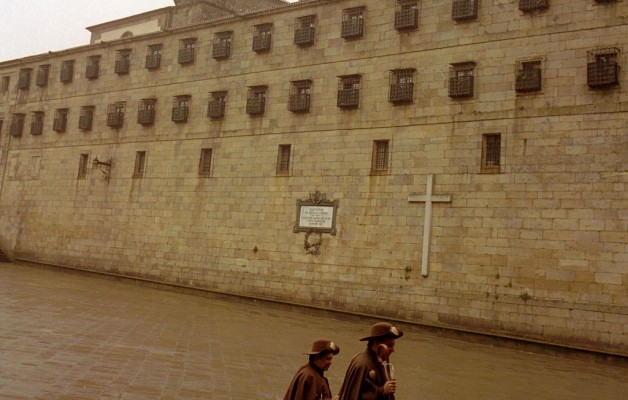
[408,174,452,277]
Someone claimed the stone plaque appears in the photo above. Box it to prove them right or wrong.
[294,191,338,235]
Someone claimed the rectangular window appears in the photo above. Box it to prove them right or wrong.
[107,102,125,128]
[78,153,89,179]
[10,114,25,137]
[60,60,74,83]
[519,0,549,12]
[246,86,267,116]
[0,119,3,135]
[137,99,157,125]
[337,75,361,109]
[482,134,501,173]
[294,15,316,46]
[289,80,312,113]
[79,106,94,131]
[133,151,146,178]
[515,59,542,93]
[452,0,478,21]
[36,65,50,87]
[115,49,131,75]
[199,148,213,177]
[172,95,190,123]
[30,156,41,180]
[389,69,415,104]
[213,32,233,59]
[587,48,620,89]
[18,68,32,90]
[86,56,101,79]
[146,44,162,69]
[276,145,291,175]
[449,62,475,98]
[395,0,419,31]
[371,140,390,174]
[253,23,273,53]
[1,76,9,92]
[53,109,68,133]
[208,91,227,119]
[341,7,365,39]
[179,38,196,64]
[30,112,44,136]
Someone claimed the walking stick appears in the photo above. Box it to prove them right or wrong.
[377,344,396,400]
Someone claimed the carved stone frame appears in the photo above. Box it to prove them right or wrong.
[294,190,339,235]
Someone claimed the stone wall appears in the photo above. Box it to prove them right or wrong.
[0,0,626,354]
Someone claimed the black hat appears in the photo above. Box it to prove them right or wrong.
[359,322,404,341]
[306,339,340,355]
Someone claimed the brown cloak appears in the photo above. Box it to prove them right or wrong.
[338,348,388,400]
[284,361,333,400]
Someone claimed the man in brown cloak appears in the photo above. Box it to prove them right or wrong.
[284,339,341,400]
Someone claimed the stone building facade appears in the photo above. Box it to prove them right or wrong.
[0,0,626,355]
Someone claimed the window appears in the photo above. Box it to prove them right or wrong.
[371,140,390,174]
[133,151,146,178]
[79,106,95,131]
[341,7,365,39]
[276,145,291,175]
[213,31,233,59]
[294,15,316,46]
[449,62,475,98]
[1,76,9,92]
[53,109,68,133]
[519,0,548,12]
[515,59,542,93]
[337,75,361,109]
[10,114,25,137]
[137,99,156,125]
[172,95,191,123]
[246,86,267,116]
[289,80,312,113]
[86,56,100,79]
[253,23,273,53]
[115,49,131,75]
[60,60,74,83]
[0,120,3,135]
[587,48,620,89]
[208,91,227,119]
[179,38,196,64]
[452,0,478,21]
[389,69,415,104]
[199,148,213,177]
[146,44,162,69]
[31,111,44,136]
[107,102,125,128]
[18,68,32,90]
[395,0,419,31]
[36,65,50,87]
[78,154,89,179]
[482,134,501,173]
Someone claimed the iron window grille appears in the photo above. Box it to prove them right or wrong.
[587,48,620,89]
[341,7,365,40]
[253,24,273,53]
[18,69,31,90]
[594,0,617,3]
[1,76,9,92]
[178,39,196,65]
[36,65,50,87]
[482,133,501,172]
[31,112,44,136]
[213,32,233,59]
[106,102,125,128]
[10,114,25,137]
[133,151,146,178]
[53,109,68,133]
[208,91,227,119]
[78,154,89,179]
[395,1,419,31]
[337,75,361,109]
[172,96,190,123]
[294,15,316,46]
[86,56,100,79]
[246,86,267,116]
[452,0,478,21]
[199,148,213,177]
[79,106,94,131]
[372,140,390,173]
[146,45,162,69]
[515,59,542,93]
[276,145,291,175]
[449,62,475,98]
[289,81,312,113]
[137,99,157,125]
[389,69,415,104]
[60,60,74,83]
[519,0,549,12]
[115,50,131,75]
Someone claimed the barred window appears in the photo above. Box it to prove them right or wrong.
[482,133,501,172]
[587,48,620,89]
[53,109,68,133]
[1,76,9,92]
[179,38,196,64]
[515,59,542,93]
[208,91,227,119]
[276,145,291,175]
[294,15,316,46]
[213,32,233,60]
[337,75,361,109]
[137,99,157,126]
[86,56,101,79]
[389,69,415,104]
[449,62,475,98]
[452,0,478,21]
[36,65,50,87]
[395,0,419,31]
[133,151,146,178]
[199,148,213,177]
[172,95,191,123]
[146,44,162,70]
[372,140,390,173]
[115,49,132,75]
[246,86,267,116]
[18,68,32,90]
[60,60,74,83]
[10,113,25,137]
[79,106,95,131]
[289,80,312,113]
[341,7,365,39]
[30,111,44,136]
[253,23,273,53]
[78,154,89,179]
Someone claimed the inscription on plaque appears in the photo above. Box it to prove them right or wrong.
[294,191,338,235]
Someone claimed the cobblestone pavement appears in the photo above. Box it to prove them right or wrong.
[0,262,626,400]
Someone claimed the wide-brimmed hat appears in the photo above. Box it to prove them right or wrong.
[359,322,404,341]
[306,339,340,355]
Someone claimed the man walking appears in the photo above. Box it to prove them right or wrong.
[284,339,341,400]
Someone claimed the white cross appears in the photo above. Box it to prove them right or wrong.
[408,174,452,277]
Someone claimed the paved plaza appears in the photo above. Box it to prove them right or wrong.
[0,262,626,399]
